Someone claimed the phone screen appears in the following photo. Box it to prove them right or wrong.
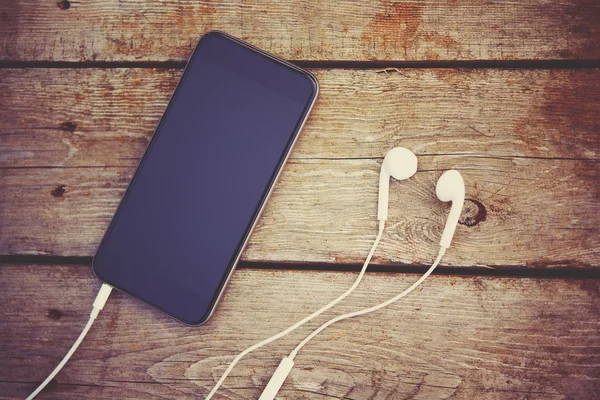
[93,32,318,324]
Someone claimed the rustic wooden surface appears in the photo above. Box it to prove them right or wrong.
[2,265,599,399]
[3,68,598,166]
[1,0,599,399]
[1,68,599,267]
[1,0,599,62]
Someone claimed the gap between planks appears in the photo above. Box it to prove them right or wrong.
[2,155,599,168]
[1,59,600,70]
[2,256,599,280]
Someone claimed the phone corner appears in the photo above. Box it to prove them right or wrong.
[91,253,108,286]
[180,311,212,327]
[200,30,228,42]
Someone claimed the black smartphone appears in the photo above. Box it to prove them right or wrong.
[93,31,318,325]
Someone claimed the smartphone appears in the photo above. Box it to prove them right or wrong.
[93,31,318,325]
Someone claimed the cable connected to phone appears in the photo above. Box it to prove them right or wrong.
[258,247,446,400]
[205,221,386,399]
[26,283,112,400]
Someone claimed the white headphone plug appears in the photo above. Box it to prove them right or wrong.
[257,357,295,400]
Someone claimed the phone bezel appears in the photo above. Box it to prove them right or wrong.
[92,31,319,325]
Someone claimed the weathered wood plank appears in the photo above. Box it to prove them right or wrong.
[0,0,598,62]
[2,68,598,168]
[1,265,599,399]
[2,157,599,268]
[1,68,599,267]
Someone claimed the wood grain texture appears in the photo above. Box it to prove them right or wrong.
[2,157,599,268]
[1,265,599,399]
[2,68,599,167]
[0,0,599,62]
[1,68,599,267]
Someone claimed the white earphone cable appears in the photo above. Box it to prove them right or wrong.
[205,222,386,399]
[257,247,447,400]
[26,283,112,400]
[288,247,446,360]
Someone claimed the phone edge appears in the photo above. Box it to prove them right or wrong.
[92,31,320,326]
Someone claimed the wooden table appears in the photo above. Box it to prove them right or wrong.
[1,1,599,399]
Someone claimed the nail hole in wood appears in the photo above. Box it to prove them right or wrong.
[48,309,63,320]
[51,185,66,197]
[59,121,76,132]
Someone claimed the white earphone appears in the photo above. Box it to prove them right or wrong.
[379,147,464,247]
[208,147,466,400]
[436,169,465,249]
[256,148,466,400]
[378,147,418,222]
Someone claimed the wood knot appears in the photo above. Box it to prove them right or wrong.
[59,121,76,132]
[51,184,66,197]
[459,198,487,227]
[47,309,63,320]
[57,1,70,10]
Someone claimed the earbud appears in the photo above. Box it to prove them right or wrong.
[436,170,465,249]
[378,147,418,222]
[254,154,468,400]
